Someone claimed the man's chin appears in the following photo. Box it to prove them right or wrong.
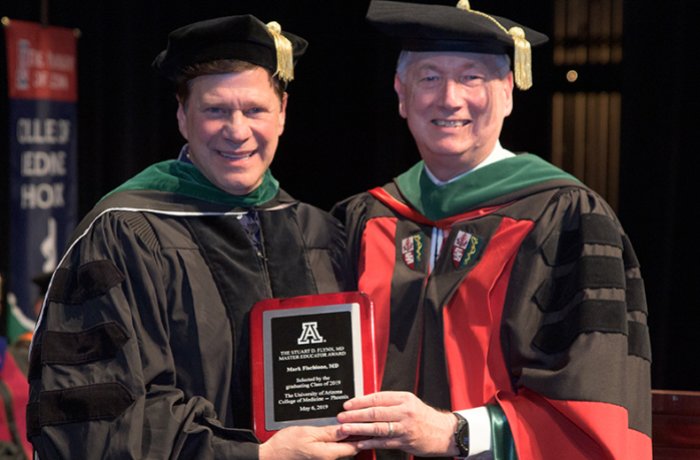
[217,175,263,196]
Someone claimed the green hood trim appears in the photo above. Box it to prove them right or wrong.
[105,160,280,207]
[487,404,518,460]
[395,154,580,221]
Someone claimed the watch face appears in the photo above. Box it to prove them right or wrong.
[455,416,470,456]
[457,426,470,448]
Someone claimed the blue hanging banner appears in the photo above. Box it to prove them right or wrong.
[3,19,78,341]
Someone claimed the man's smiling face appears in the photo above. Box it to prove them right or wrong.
[395,51,514,181]
[177,67,287,195]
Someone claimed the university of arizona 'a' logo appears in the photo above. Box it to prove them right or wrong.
[401,234,423,269]
[297,321,324,345]
[452,230,481,269]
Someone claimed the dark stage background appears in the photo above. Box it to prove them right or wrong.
[1,0,698,391]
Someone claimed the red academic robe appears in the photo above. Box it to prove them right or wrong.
[334,154,652,459]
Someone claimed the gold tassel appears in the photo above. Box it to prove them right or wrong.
[454,2,534,90]
[456,0,471,10]
[509,26,532,90]
[265,21,294,83]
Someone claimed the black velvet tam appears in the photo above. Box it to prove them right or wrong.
[152,14,308,81]
[366,0,548,54]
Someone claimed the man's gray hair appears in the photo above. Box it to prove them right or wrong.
[395,50,512,81]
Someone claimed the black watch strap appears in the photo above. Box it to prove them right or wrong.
[453,412,470,458]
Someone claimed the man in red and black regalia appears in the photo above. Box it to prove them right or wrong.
[333,1,652,459]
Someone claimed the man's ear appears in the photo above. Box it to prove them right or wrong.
[278,92,288,136]
[176,99,188,139]
[394,73,407,119]
[503,72,514,117]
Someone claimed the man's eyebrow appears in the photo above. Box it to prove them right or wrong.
[415,61,483,73]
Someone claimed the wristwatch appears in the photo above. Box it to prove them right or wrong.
[453,412,470,458]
